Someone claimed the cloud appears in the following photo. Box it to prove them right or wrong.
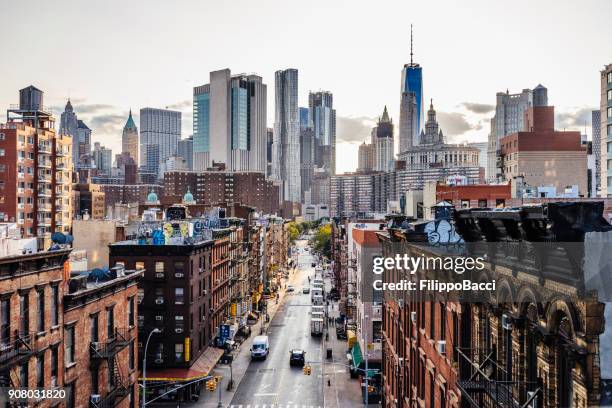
[461,102,495,115]
[89,113,128,136]
[49,102,116,116]
[336,115,376,144]
[437,111,474,136]
[166,100,192,111]
[556,107,595,130]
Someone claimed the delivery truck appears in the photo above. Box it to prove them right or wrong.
[311,318,324,336]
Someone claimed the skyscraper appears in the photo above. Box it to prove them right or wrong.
[59,100,91,168]
[75,120,92,167]
[357,141,374,173]
[600,64,612,197]
[139,107,181,176]
[92,142,112,175]
[177,136,193,170]
[192,69,267,172]
[273,68,301,202]
[122,109,139,166]
[308,91,336,175]
[299,107,315,203]
[374,106,395,172]
[486,87,537,181]
[399,26,424,152]
[592,110,601,194]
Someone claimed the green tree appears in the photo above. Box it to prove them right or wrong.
[286,222,300,243]
[311,224,331,258]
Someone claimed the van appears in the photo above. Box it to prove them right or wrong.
[311,311,324,320]
[311,287,323,299]
[311,305,325,315]
[312,295,324,306]
[250,335,269,360]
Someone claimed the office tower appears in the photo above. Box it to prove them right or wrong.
[192,69,267,172]
[273,69,301,202]
[486,87,538,181]
[601,64,612,197]
[139,107,181,176]
[592,110,601,193]
[373,106,395,172]
[122,109,139,166]
[177,136,193,170]
[75,120,92,167]
[266,128,273,177]
[399,26,423,153]
[300,126,315,203]
[92,142,113,175]
[299,107,309,129]
[1,86,73,248]
[308,91,336,175]
[357,141,374,172]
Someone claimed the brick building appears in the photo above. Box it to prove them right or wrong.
[100,184,164,212]
[499,106,588,196]
[73,183,106,220]
[163,171,280,215]
[0,86,73,249]
[63,265,143,408]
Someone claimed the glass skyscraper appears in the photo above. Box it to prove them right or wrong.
[401,64,424,133]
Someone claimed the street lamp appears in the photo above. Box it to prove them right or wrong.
[142,328,162,408]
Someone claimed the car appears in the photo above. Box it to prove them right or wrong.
[287,285,295,292]
[302,286,311,294]
[311,262,316,267]
[289,349,306,366]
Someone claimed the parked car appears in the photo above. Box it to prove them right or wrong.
[289,349,306,366]
[286,285,295,292]
[311,262,316,267]
[302,286,311,294]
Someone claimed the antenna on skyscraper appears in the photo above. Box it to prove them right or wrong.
[410,24,414,65]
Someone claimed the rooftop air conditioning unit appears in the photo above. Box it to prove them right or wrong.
[437,340,447,355]
[410,311,417,324]
[90,395,101,405]
[502,314,513,331]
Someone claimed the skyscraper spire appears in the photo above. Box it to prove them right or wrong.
[410,24,414,65]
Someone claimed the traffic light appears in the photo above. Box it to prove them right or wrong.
[206,379,217,392]
[303,365,312,375]
[214,376,221,384]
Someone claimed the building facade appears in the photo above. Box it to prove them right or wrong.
[177,136,193,171]
[309,91,336,175]
[600,64,612,197]
[122,110,139,167]
[192,70,267,173]
[139,108,181,176]
[272,68,301,203]
[374,107,395,173]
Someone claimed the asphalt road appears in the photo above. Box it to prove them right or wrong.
[228,239,324,408]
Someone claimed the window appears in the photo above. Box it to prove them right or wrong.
[128,297,135,327]
[66,383,75,408]
[135,261,145,270]
[129,342,135,371]
[51,286,59,326]
[37,355,44,388]
[440,303,446,341]
[608,107,612,119]
[175,315,184,332]
[429,302,435,339]
[107,307,115,338]
[37,289,44,332]
[91,367,99,394]
[155,262,164,274]
[429,372,435,408]
[175,288,184,305]
[0,149,5,157]
[608,89,612,102]
[91,314,99,343]
[137,288,144,304]
[175,261,185,277]
[0,299,9,346]
[175,344,184,362]
[65,326,75,364]
[478,199,487,208]
[20,362,28,388]
[19,293,29,336]
[50,346,58,387]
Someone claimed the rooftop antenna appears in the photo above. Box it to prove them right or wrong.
[410,24,414,65]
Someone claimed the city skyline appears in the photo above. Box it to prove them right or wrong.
[1,0,610,174]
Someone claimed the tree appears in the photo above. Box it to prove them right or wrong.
[311,224,331,258]
[286,222,300,243]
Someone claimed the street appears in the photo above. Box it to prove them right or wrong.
[228,238,324,407]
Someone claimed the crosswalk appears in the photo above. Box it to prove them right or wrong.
[229,405,322,408]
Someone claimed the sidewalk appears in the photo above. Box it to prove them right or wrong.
[322,276,369,408]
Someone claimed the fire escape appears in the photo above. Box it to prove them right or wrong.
[346,257,357,322]
[0,331,40,389]
[89,328,133,408]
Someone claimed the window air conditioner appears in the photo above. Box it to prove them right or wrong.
[437,340,446,355]
[502,314,513,330]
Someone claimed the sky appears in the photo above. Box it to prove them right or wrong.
[1,0,611,174]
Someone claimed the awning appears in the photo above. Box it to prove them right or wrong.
[350,343,379,379]
[140,347,223,382]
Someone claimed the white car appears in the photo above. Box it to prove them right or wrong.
[287,285,295,292]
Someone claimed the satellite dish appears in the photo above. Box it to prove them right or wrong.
[51,232,66,244]
[65,234,74,244]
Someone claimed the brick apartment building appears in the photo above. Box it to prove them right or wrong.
[163,171,280,215]
[0,86,73,249]
[63,265,142,408]
[499,105,588,196]
[0,249,142,408]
